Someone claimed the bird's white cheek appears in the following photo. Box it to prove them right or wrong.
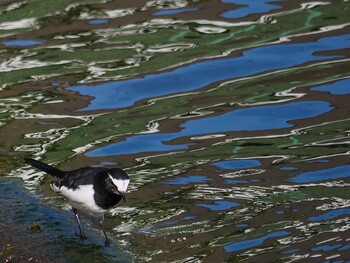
[110,178,130,193]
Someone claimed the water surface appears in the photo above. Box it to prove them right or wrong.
[1,0,350,262]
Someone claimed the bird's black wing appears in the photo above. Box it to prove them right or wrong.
[59,167,107,190]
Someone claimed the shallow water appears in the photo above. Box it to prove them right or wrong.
[1,0,350,262]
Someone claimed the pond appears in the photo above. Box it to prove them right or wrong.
[1,0,350,262]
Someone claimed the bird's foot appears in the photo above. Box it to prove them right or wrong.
[104,239,111,247]
[75,232,87,240]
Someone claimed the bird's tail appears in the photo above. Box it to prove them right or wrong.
[25,158,64,179]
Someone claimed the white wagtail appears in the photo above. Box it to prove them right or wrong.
[25,158,130,246]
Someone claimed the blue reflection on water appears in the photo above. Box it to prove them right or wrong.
[305,159,330,163]
[92,133,189,156]
[323,260,346,263]
[224,230,290,252]
[196,200,240,211]
[68,34,349,111]
[154,7,198,16]
[290,165,350,183]
[338,244,350,251]
[281,248,300,254]
[87,100,333,157]
[2,39,44,47]
[184,216,197,220]
[181,101,332,133]
[312,244,342,252]
[221,0,283,19]
[164,175,211,185]
[225,179,249,185]
[88,19,109,25]
[279,166,297,171]
[214,159,261,170]
[308,208,350,222]
[275,210,285,215]
[311,78,350,95]
[236,223,248,228]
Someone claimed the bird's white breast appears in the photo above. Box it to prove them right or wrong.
[59,184,106,218]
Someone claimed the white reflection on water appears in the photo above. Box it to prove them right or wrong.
[0,18,36,31]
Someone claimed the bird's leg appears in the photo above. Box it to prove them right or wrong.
[72,208,87,240]
[99,217,110,247]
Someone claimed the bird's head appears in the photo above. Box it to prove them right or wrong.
[107,169,130,202]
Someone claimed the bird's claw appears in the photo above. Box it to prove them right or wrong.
[104,239,111,247]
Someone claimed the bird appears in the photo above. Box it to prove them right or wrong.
[25,158,130,246]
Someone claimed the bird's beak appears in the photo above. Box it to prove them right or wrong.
[120,192,126,202]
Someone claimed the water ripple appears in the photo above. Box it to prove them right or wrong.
[86,100,333,157]
[1,0,350,262]
[68,34,349,110]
